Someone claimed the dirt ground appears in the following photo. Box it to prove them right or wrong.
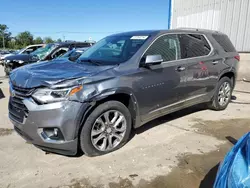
[1,65,250,188]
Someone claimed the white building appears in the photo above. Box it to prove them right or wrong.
[171,0,250,52]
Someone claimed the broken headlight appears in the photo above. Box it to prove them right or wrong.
[32,86,83,104]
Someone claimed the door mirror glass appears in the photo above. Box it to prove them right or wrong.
[145,55,163,65]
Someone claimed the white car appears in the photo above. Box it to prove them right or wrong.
[0,44,44,65]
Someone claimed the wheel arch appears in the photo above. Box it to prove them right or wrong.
[76,88,140,139]
[219,71,235,88]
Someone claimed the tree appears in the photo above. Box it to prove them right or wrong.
[44,37,54,44]
[0,24,12,48]
[56,38,62,43]
[16,31,33,47]
[34,37,43,44]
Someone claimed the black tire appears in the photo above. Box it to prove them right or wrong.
[4,66,12,76]
[209,76,232,111]
[80,101,132,157]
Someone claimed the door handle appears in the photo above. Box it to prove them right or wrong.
[176,66,186,71]
[212,61,219,65]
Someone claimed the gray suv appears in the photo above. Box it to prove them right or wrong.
[8,29,239,156]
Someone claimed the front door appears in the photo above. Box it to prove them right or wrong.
[134,34,187,122]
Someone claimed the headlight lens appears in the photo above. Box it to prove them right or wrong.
[18,60,24,64]
[5,60,10,64]
[32,86,83,104]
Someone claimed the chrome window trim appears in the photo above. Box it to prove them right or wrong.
[140,32,214,65]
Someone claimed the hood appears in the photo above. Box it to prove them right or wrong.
[10,59,116,88]
[0,53,13,60]
[5,54,34,62]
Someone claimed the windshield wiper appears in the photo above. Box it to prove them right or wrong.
[79,59,102,66]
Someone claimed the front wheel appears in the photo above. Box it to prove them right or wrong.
[4,66,12,76]
[209,77,232,111]
[80,101,132,156]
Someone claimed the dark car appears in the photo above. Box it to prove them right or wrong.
[4,41,94,75]
[56,47,89,62]
[8,29,239,156]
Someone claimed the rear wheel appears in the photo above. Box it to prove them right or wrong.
[209,77,232,110]
[80,101,132,156]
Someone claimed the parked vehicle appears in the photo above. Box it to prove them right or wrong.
[4,42,94,75]
[56,47,89,62]
[8,29,239,156]
[0,44,43,64]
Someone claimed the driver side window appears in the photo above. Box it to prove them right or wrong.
[143,34,181,62]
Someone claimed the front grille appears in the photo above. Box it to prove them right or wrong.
[9,97,29,124]
[12,85,35,98]
[9,84,36,123]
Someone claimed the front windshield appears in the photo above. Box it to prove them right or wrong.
[31,44,56,60]
[18,48,25,54]
[78,35,148,65]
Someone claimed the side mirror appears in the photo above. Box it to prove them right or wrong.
[68,56,77,62]
[145,55,163,66]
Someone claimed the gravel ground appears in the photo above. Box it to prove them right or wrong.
[1,65,250,188]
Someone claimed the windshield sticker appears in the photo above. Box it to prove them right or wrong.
[130,36,148,40]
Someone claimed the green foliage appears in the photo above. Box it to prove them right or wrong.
[34,37,43,44]
[44,37,54,44]
[56,38,62,42]
[16,31,34,47]
[0,24,12,48]
[0,23,63,49]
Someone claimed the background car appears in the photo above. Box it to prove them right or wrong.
[0,44,43,65]
[56,47,89,62]
[3,41,94,75]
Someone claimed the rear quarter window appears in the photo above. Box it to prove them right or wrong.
[178,34,211,59]
[212,34,236,52]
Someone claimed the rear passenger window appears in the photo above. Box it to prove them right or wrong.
[143,34,181,62]
[212,34,236,52]
[178,34,211,58]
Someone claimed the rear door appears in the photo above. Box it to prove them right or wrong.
[178,33,218,102]
[135,34,187,122]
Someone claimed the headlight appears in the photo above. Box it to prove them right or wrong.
[5,60,10,64]
[32,86,83,104]
[18,60,24,64]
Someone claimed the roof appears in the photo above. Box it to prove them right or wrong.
[52,41,95,46]
[109,28,221,37]
[26,44,44,47]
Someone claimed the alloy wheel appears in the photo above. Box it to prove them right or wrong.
[218,82,231,106]
[91,110,127,151]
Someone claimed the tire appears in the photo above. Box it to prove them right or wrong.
[4,66,12,76]
[209,76,232,111]
[80,101,132,157]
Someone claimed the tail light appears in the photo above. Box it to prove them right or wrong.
[234,55,240,61]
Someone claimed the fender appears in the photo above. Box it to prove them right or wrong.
[89,87,141,128]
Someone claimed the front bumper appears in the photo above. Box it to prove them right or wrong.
[9,97,90,156]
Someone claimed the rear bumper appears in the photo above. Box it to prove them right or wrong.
[9,97,90,156]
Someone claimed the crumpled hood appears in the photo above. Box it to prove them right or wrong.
[10,60,116,88]
[5,54,33,62]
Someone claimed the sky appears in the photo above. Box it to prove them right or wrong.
[0,0,170,42]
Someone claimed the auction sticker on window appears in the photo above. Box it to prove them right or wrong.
[130,36,148,40]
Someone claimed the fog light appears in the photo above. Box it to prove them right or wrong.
[39,128,64,142]
[54,128,58,137]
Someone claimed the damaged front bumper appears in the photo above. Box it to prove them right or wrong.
[9,97,90,155]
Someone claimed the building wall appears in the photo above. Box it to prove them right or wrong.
[171,0,250,52]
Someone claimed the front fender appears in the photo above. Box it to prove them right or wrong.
[88,87,141,128]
